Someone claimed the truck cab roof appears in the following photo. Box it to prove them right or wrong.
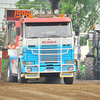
[20,17,71,23]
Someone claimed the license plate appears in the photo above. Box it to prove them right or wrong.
[44,69,56,72]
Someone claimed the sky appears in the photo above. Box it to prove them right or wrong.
[0,0,19,31]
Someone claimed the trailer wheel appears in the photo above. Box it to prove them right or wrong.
[18,61,27,83]
[84,57,94,80]
[64,77,73,84]
[7,59,17,82]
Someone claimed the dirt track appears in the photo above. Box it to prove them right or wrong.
[0,79,100,100]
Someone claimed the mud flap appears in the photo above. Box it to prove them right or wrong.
[60,72,74,77]
[25,73,40,79]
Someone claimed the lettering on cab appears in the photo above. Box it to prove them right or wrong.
[42,41,57,44]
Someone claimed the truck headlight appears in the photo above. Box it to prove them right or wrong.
[27,62,33,65]
[67,61,72,64]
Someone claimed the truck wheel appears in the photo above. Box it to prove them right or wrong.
[64,77,73,84]
[84,57,94,80]
[7,59,17,82]
[18,61,27,83]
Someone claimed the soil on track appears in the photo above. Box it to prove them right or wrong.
[0,79,100,100]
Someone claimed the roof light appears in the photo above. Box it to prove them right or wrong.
[22,15,27,18]
[30,14,33,18]
[64,14,67,17]
[60,14,63,18]
[67,14,70,17]
[34,10,38,15]
[54,9,59,15]
[41,10,45,15]
[48,10,51,15]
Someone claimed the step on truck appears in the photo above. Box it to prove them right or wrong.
[5,9,78,84]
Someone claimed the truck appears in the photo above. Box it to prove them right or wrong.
[4,3,78,83]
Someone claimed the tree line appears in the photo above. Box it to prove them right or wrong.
[15,0,100,32]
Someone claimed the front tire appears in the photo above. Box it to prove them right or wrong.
[84,57,94,80]
[18,61,27,83]
[64,77,73,84]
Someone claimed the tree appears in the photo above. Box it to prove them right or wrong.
[15,0,100,32]
[15,0,51,12]
[60,0,100,32]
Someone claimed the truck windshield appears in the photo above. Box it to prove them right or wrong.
[25,22,72,38]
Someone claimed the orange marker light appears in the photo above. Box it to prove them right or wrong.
[21,54,23,56]
[74,60,76,63]
[23,62,25,65]
[30,14,33,18]
[90,46,92,48]
[93,25,96,28]
[60,14,63,18]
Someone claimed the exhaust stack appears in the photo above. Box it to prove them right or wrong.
[48,0,61,13]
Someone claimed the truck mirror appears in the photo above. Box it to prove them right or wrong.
[85,34,89,40]
[75,26,79,36]
[16,27,20,36]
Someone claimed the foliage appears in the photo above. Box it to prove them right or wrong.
[15,0,100,32]
[89,42,92,47]
[15,0,51,13]
[80,37,87,46]
[60,0,100,32]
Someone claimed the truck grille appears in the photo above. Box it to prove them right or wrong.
[40,45,60,61]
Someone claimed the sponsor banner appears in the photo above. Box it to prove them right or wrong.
[25,73,40,79]
[60,72,74,77]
